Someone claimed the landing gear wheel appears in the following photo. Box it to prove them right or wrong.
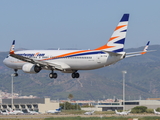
[14,73,18,77]
[53,73,57,79]
[75,73,79,78]
[49,73,54,78]
[72,72,80,78]
[72,73,76,78]
[49,73,57,79]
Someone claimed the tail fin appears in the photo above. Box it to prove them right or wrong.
[10,40,15,54]
[91,110,95,113]
[95,14,129,53]
[140,41,150,54]
[115,110,118,113]
[127,109,131,113]
[56,107,61,111]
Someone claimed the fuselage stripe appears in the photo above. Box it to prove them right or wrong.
[41,50,105,61]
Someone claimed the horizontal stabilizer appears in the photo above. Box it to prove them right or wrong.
[125,41,154,58]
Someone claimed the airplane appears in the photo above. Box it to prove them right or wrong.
[46,107,61,114]
[115,109,131,115]
[84,110,95,115]
[0,110,4,115]
[154,109,160,115]
[0,109,9,115]
[26,109,39,115]
[3,14,152,79]
[8,108,24,115]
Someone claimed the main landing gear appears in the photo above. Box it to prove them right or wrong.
[49,70,80,79]
[71,72,80,78]
[49,70,57,79]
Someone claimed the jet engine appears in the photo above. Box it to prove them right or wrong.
[22,63,41,74]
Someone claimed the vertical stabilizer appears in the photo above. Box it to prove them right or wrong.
[95,14,129,53]
[10,40,15,54]
[140,41,150,54]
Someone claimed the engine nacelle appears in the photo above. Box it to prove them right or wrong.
[22,63,41,74]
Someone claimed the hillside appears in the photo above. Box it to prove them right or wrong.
[0,45,160,100]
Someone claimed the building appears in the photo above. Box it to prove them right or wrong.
[81,100,160,111]
[125,100,160,110]
[94,100,160,111]
[0,98,59,113]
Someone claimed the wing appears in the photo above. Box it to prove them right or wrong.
[10,53,64,70]
[9,40,70,71]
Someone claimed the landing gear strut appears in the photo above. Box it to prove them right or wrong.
[13,69,18,77]
[49,70,57,79]
[72,72,80,78]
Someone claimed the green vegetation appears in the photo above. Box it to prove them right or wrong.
[44,116,160,120]
[130,106,154,113]
[138,117,160,120]
[68,94,74,101]
[131,106,147,113]
[156,107,160,112]
[45,117,125,120]
[1,116,160,120]
[146,108,153,113]
[60,102,81,110]
[0,118,44,120]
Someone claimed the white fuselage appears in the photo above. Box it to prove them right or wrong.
[3,49,124,73]
[115,110,131,115]
[154,109,160,115]
[47,110,61,114]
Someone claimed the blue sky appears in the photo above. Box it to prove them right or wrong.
[0,0,160,51]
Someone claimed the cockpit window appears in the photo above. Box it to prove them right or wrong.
[6,55,9,58]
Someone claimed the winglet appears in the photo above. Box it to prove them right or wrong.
[140,41,150,54]
[9,40,15,54]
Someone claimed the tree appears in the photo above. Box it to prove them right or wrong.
[131,106,147,113]
[146,109,153,113]
[68,94,74,101]
[60,102,81,110]
[156,107,160,112]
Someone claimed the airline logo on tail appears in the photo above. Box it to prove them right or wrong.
[95,14,129,53]
[141,41,150,54]
[10,40,15,54]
